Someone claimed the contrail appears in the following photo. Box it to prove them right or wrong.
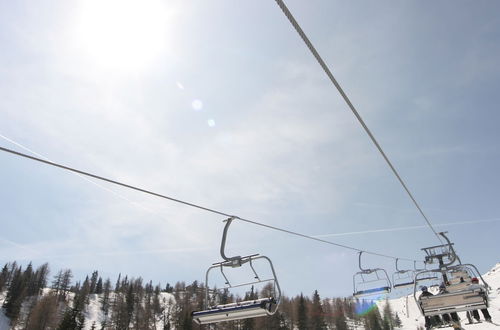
[0,133,157,214]
[314,218,500,238]
[0,237,40,255]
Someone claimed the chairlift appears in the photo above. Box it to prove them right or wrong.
[414,268,489,317]
[414,233,491,318]
[192,217,281,325]
[392,259,415,289]
[353,251,391,298]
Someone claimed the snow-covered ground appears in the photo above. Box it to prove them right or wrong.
[0,293,8,330]
[0,290,175,330]
[81,292,175,330]
[379,262,500,329]
[0,310,8,330]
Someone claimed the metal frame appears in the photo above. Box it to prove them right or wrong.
[353,251,391,297]
[445,264,491,291]
[414,268,489,316]
[392,258,415,289]
[414,233,490,318]
[192,217,282,325]
[413,261,439,282]
[421,232,458,268]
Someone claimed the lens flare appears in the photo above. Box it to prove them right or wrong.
[192,99,203,111]
[207,119,216,127]
[354,294,386,316]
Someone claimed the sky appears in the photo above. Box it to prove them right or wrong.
[1,0,500,299]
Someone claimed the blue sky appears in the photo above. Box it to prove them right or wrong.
[1,0,499,298]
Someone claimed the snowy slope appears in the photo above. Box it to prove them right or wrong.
[82,292,175,330]
[0,310,8,330]
[0,293,9,330]
[0,290,175,330]
[379,262,500,330]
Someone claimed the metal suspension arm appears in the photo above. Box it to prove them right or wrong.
[358,251,369,272]
[438,232,457,267]
[220,217,242,266]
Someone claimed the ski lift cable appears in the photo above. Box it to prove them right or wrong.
[273,0,443,244]
[1,145,417,262]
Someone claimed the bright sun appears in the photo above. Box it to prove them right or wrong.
[75,0,171,72]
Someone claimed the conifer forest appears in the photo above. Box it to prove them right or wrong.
[0,261,402,330]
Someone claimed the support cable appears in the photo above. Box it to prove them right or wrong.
[1,145,417,262]
[273,0,442,243]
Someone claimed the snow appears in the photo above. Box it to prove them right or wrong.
[0,293,9,330]
[0,310,9,330]
[379,262,500,329]
[81,292,175,330]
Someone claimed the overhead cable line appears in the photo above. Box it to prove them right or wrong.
[273,0,443,243]
[0,145,417,262]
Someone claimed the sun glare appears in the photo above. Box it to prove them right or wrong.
[75,0,171,72]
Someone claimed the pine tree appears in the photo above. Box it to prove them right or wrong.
[57,308,79,330]
[52,269,72,302]
[95,277,103,294]
[296,293,308,330]
[89,271,98,294]
[33,263,50,295]
[74,276,90,311]
[100,278,112,315]
[310,290,326,330]
[242,287,257,330]
[3,265,25,321]
[382,298,395,330]
[394,312,402,328]
[115,273,121,292]
[333,298,349,330]
[364,305,383,330]
[0,263,9,291]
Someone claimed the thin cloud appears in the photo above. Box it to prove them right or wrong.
[314,218,500,238]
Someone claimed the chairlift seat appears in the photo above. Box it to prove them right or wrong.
[192,297,276,325]
[354,286,391,297]
[446,282,470,293]
[419,289,488,316]
[393,281,415,289]
[419,275,438,281]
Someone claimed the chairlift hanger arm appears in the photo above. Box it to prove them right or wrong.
[358,251,370,272]
[220,217,242,264]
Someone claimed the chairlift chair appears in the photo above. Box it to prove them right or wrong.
[192,217,282,325]
[392,259,415,289]
[414,234,491,318]
[353,252,391,298]
[414,268,489,317]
